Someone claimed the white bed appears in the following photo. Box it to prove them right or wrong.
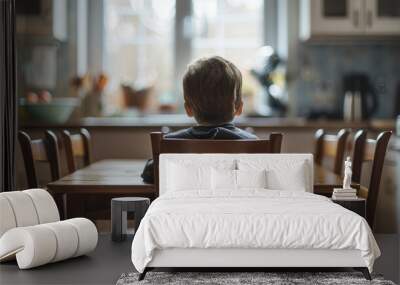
[131,154,380,280]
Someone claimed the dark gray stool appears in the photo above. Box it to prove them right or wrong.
[111,197,150,242]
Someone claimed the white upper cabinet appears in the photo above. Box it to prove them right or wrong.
[312,0,364,35]
[365,0,400,34]
[300,0,400,39]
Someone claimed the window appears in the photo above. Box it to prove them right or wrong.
[191,0,264,69]
[105,0,175,111]
[105,0,264,113]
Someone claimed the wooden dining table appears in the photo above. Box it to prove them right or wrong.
[47,159,359,218]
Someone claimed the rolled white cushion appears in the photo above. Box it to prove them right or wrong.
[42,221,79,262]
[23,189,60,223]
[0,218,98,269]
[0,189,60,239]
[1,192,39,227]
[0,226,57,269]
[0,196,17,237]
[65,218,98,257]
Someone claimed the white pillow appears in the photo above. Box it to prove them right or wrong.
[212,169,236,190]
[211,169,267,190]
[238,159,310,192]
[166,162,211,192]
[267,165,307,192]
[237,169,267,189]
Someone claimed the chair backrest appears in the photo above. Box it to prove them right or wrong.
[351,130,392,228]
[61,128,92,173]
[150,132,283,196]
[314,128,350,175]
[18,131,61,188]
[351,130,368,184]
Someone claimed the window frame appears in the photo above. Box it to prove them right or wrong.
[98,0,276,110]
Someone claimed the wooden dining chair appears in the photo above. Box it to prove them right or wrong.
[61,128,92,173]
[314,129,350,175]
[350,130,392,229]
[150,132,283,196]
[61,128,97,220]
[18,130,61,188]
[351,130,368,184]
[61,129,114,226]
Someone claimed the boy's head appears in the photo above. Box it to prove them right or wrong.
[182,56,243,125]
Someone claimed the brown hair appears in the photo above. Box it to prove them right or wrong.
[183,56,242,125]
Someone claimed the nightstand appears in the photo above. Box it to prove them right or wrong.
[332,197,366,218]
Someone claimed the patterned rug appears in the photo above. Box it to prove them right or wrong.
[116,271,396,285]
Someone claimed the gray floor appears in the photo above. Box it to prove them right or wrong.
[0,234,134,285]
[374,234,400,284]
[1,234,399,285]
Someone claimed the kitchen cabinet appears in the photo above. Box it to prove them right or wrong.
[365,0,400,34]
[311,0,364,35]
[300,0,400,39]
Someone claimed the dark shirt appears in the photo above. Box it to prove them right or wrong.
[141,123,257,183]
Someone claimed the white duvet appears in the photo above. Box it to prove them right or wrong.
[131,190,380,273]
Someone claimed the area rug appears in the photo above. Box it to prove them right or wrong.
[116,271,396,285]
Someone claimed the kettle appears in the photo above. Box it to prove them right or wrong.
[342,73,378,120]
[343,91,362,121]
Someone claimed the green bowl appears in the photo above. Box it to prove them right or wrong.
[19,98,79,124]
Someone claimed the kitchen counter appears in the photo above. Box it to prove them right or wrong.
[19,115,395,132]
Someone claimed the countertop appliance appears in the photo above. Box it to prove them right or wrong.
[250,46,287,117]
[342,73,378,120]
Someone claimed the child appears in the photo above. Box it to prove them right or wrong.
[141,56,257,183]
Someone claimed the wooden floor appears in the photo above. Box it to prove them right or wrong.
[0,234,398,285]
